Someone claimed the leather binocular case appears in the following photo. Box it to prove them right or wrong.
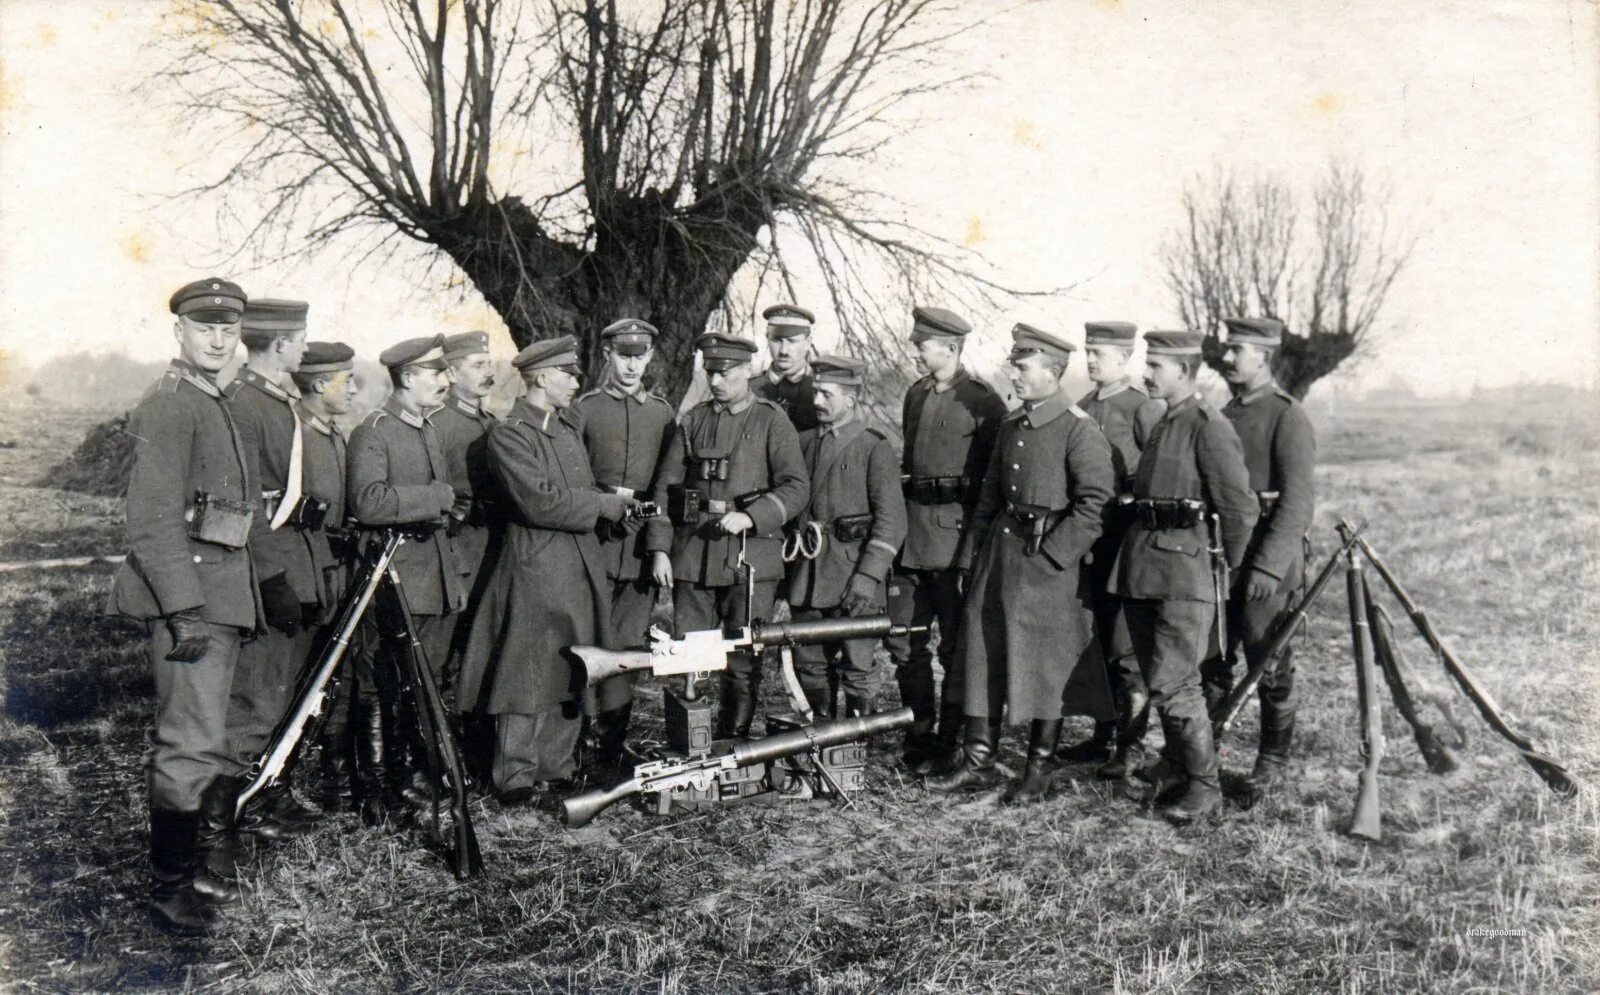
[831,514,874,543]
[187,491,254,548]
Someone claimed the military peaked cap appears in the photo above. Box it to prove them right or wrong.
[763,304,815,338]
[910,306,971,342]
[379,334,448,370]
[170,277,247,323]
[1084,321,1138,346]
[241,298,309,334]
[696,332,758,371]
[442,331,491,359]
[1221,316,1284,348]
[1144,330,1205,357]
[812,353,866,387]
[513,335,581,372]
[1010,322,1076,361]
[299,341,355,375]
[601,318,659,356]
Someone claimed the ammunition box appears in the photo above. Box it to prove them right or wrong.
[664,688,716,757]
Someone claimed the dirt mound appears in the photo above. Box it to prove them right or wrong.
[34,415,134,498]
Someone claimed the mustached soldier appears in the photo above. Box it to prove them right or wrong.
[569,318,677,771]
[646,333,809,739]
[223,298,323,843]
[1110,330,1258,824]
[928,324,1116,803]
[1201,317,1316,789]
[754,303,820,432]
[784,355,908,718]
[108,277,258,935]
[458,337,631,802]
[888,306,1007,772]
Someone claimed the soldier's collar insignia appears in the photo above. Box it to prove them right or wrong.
[384,395,427,429]
[1021,388,1074,427]
[1096,377,1133,401]
[715,394,754,415]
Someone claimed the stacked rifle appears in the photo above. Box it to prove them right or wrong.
[1215,518,1580,844]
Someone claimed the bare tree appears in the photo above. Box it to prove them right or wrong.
[1160,163,1413,399]
[159,0,1016,400]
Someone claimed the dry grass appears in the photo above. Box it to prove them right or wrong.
[0,395,1595,993]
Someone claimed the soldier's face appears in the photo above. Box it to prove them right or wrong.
[1143,356,1188,399]
[913,337,959,376]
[1085,345,1131,384]
[174,316,241,374]
[407,365,452,407]
[322,371,358,416]
[277,330,308,373]
[540,367,581,408]
[767,332,809,373]
[451,353,496,398]
[1221,342,1271,385]
[706,363,753,403]
[812,382,856,424]
[1006,351,1062,402]
[606,347,652,389]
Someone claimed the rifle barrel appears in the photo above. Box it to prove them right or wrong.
[752,616,923,646]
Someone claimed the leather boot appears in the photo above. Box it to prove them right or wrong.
[1251,711,1296,787]
[317,737,355,812]
[594,702,644,770]
[1005,719,1062,804]
[896,666,938,767]
[717,672,759,739]
[1056,720,1114,763]
[802,685,834,722]
[925,717,1005,793]
[353,696,391,826]
[1097,741,1147,781]
[192,775,247,905]
[149,806,221,935]
[1097,685,1151,781]
[266,759,325,827]
[1161,715,1223,825]
[237,782,314,842]
[914,701,967,775]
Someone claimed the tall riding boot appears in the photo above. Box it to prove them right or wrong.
[1056,719,1114,763]
[149,806,221,935]
[353,696,391,826]
[1005,719,1063,804]
[192,775,247,905]
[914,701,967,776]
[802,685,834,722]
[896,666,938,767]
[1252,710,1296,786]
[925,717,1005,793]
[1161,715,1223,825]
[317,732,355,812]
[1097,686,1152,781]
[269,753,326,827]
[381,697,416,809]
[237,780,314,842]
[594,702,643,770]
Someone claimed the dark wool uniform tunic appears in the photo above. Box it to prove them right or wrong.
[429,389,498,585]
[957,389,1116,723]
[755,366,819,432]
[295,405,348,616]
[1200,380,1317,737]
[886,369,1007,716]
[108,360,262,810]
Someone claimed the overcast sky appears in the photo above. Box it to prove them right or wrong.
[1,0,1595,397]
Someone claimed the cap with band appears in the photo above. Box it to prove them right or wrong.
[442,331,491,360]
[299,341,355,375]
[696,332,759,372]
[1221,316,1284,348]
[1084,321,1138,346]
[513,335,581,373]
[378,334,448,370]
[762,304,815,339]
[601,318,659,357]
[1009,322,1076,362]
[170,277,247,323]
[241,298,309,334]
[812,353,865,387]
[910,305,972,343]
[1144,331,1205,357]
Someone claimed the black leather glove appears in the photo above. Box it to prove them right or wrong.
[839,574,880,617]
[166,609,209,662]
[259,574,303,635]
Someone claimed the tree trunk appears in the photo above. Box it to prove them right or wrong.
[430,194,764,403]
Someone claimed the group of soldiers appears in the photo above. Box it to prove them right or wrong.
[114,277,1312,937]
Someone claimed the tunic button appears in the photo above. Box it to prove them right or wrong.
[1002,527,1011,535]
[1009,484,1017,491]
[192,555,202,563]
[1011,463,1020,470]
[1017,441,1024,447]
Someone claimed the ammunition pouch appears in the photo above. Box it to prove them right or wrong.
[832,513,875,543]
[187,491,254,549]
[286,494,331,532]
[1133,497,1205,531]
[1004,502,1067,556]
[903,475,969,505]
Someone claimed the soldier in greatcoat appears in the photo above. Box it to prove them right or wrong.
[108,277,259,935]
[754,303,820,432]
[346,335,462,818]
[456,337,635,804]
[222,298,322,842]
[1201,317,1316,789]
[646,333,810,739]
[569,318,677,769]
[927,324,1115,803]
[1074,321,1165,775]
[784,355,908,718]
[1110,330,1258,824]
[887,306,1007,772]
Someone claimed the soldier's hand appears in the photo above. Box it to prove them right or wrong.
[165,609,210,662]
[1244,569,1277,602]
[260,574,303,635]
[430,480,458,513]
[596,493,634,523]
[956,568,971,596]
[717,511,755,535]
[650,551,674,589]
[840,574,879,616]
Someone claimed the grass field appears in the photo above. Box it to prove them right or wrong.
[0,394,1596,993]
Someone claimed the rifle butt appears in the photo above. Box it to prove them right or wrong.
[1348,769,1382,842]
[572,646,654,688]
[561,777,643,828]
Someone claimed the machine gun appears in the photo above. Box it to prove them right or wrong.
[561,709,914,827]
